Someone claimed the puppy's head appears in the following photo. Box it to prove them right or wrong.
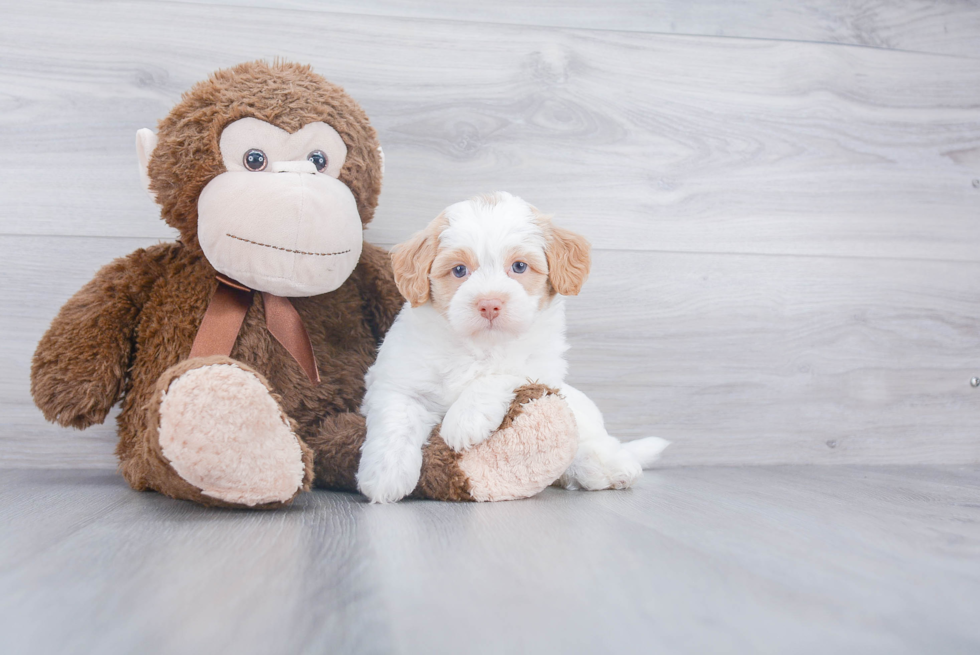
[391,192,591,338]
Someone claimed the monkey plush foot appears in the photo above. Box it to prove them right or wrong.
[151,356,313,507]
[459,383,578,501]
[413,384,578,502]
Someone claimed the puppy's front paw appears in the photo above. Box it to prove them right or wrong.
[356,443,423,504]
[441,394,513,452]
[440,405,495,452]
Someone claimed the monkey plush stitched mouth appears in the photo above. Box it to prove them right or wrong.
[138,116,364,297]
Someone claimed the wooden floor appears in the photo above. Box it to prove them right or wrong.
[1,465,978,654]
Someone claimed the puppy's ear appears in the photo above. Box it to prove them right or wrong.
[391,222,441,307]
[546,225,591,296]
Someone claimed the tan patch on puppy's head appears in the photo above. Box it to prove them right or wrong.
[390,213,449,307]
[531,209,591,296]
[430,246,479,315]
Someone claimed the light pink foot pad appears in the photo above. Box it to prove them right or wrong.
[158,363,306,506]
[459,394,578,502]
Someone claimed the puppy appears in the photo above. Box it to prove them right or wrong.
[357,192,669,503]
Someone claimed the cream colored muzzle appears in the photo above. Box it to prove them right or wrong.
[197,163,363,297]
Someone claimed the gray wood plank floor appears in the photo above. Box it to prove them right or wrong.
[2,466,978,654]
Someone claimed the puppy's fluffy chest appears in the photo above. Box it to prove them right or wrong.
[373,301,569,414]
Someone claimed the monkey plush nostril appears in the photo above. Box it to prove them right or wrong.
[477,298,503,321]
[271,160,318,174]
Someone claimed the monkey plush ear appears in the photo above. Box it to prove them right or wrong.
[546,225,592,296]
[135,128,158,199]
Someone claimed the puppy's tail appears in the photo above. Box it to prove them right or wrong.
[623,437,670,468]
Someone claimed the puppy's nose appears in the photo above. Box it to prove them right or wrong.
[477,298,503,320]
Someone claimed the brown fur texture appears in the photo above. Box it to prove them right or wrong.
[146,355,314,509]
[304,382,561,502]
[412,383,557,501]
[31,62,400,507]
[30,61,574,508]
[31,248,161,430]
[410,430,473,501]
[305,411,477,501]
[496,382,560,430]
[148,60,383,251]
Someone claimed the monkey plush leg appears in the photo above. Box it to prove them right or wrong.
[423,383,578,502]
[305,412,366,493]
[134,356,313,508]
[308,384,577,502]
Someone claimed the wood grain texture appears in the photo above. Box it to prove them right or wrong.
[1,1,978,468]
[180,0,980,59]
[4,237,978,468]
[0,1,978,261]
[1,466,979,654]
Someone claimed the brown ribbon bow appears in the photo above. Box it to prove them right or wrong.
[189,274,321,384]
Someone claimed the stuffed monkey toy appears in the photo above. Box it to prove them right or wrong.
[30,61,577,508]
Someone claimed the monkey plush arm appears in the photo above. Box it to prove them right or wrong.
[354,241,407,343]
[31,247,162,429]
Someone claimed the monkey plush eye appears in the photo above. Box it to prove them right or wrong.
[307,150,328,172]
[452,264,468,278]
[511,261,528,274]
[243,149,267,171]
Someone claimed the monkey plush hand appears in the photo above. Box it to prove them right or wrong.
[30,61,577,508]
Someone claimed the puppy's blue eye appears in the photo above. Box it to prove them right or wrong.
[511,261,528,274]
[452,264,468,278]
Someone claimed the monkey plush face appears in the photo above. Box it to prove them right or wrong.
[136,61,384,297]
[195,117,363,295]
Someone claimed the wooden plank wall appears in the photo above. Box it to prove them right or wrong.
[1,0,978,468]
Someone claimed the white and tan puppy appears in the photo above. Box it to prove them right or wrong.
[357,192,668,503]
